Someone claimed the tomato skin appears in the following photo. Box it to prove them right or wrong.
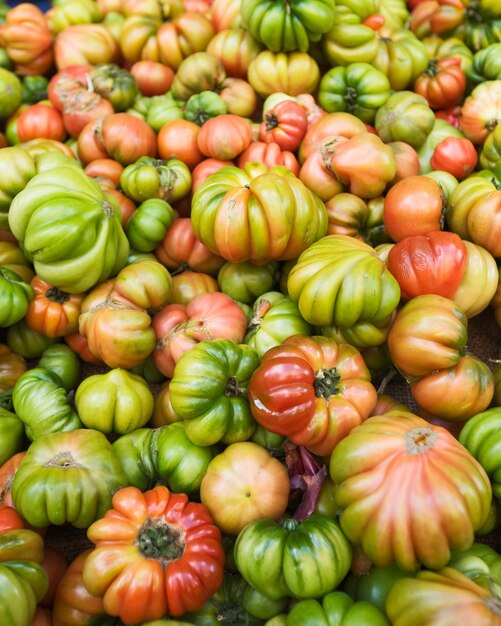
[387,294,468,379]
[0,506,25,533]
[430,136,478,179]
[383,175,444,241]
[414,57,467,110]
[259,100,308,152]
[84,485,225,622]
[197,114,253,160]
[387,231,467,300]
[200,441,290,535]
[17,104,66,143]
[331,412,492,572]
[130,61,175,96]
[157,119,204,170]
[248,334,377,456]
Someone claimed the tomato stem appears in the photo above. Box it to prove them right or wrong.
[46,287,70,304]
[405,427,438,455]
[137,518,186,564]
[265,113,279,131]
[224,376,245,397]
[314,368,340,398]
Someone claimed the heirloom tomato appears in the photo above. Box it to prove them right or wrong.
[12,429,126,529]
[0,408,24,467]
[83,485,225,622]
[331,412,492,571]
[430,136,478,179]
[387,294,468,378]
[169,338,260,446]
[234,514,351,600]
[38,344,80,393]
[0,343,26,394]
[414,57,466,110]
[0,561,48,626]
[248,334,377,456]
[200,441,290,535]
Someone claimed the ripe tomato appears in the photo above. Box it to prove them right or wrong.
[430,136,478,180]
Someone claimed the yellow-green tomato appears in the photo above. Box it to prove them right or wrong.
[75,368,154,434]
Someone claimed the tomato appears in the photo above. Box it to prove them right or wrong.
[327,132,397,198]
[121,157,192,204]
[0,343,27,395]
[387,294,468,379]
[383,175,444,241]
[430,136,478,179]
[17,104,66,143]
[126,199,176,253]
[286,591,390,626]
[330,412,492,571]
[167,271,219,306]
[0,452,25,509]
[411,354,495,422]
[234,514,351,600]
[0,408,24,467]
[249,334,377,456]
[155,217,225,275]
[7,320,58,360]
[152,292,247,378]
[375,91,435,149]
[414,57,467,110]
[12,368,82,442]
[387,568,501,625]
[83,485,225,622]
[54,24,120,69]
[287,235,400,331]
[171,52,226,102]
[0,561,48,626]
[197,114,253,161]
[207,27,263,80]
[248,51,320,98]
[169,338,260,446]
[237,141,300,176]
[12,429,126,529]
[200,441,289,535]
[460,407,501,499]
[0,241,35,284]
[191,164,327,265]
[191,158,234,193]
[259,99,308,152]
[130,60,175,96]
[217,261,278,305]
[0,506,25,533]
[245,291,312,357]
[460,80,501,145]
[319,62,391,124]
[157,119,205,170]
[386,231,467,300]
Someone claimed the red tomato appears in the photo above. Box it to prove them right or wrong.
[0,505,26,532]
[430,136,478,180]
[157,119,204,170]
[383,175,444,241]
[414,57,467,110]
[386,231,468,300]
[17,103,66,143]
[259,99,308,152]
[130,60,175,96]
[40,546,68,608]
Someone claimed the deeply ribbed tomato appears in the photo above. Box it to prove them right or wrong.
[259,99,308,152]
[83,485,225,622]
[414,57,467,110]
[248,334,377,456]
[25,276,84,337]
[330,412,492,571]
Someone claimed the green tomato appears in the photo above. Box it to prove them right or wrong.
[8,164,129,294]
[75,368,154,435]
[285,591,391,626]
[112,428,159,491]
[0,268,34,327]
[12,429,127,528]
[120,157,192,204]
[318,62,391,123]
[244,291,312,357]
[243,584,288,620]
[156,422,216,493]
[0,68,22,119]
[38,343,81,391]
[21,75,49,104]
[12,368,82,441]
[146,97,184,132]
[375,91,435,149]
[91,63,139,112]
[448,543,501,587]
[6,320,59,359]
[130,353,167,383]
[0,407,24,465]
[342,565,410,613]
[126,198,176,252]
[234,515,352,600]
[169,338,260,446]
[184,91,228,126]
[217,261,278,304]
[459,407,501,498]
[0,561,48,626]
[0,147,36,229]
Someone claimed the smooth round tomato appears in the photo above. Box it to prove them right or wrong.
[430,136,478,180]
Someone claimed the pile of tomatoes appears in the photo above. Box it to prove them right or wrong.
[0,0,501,624]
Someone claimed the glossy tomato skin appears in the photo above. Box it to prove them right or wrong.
[430,136,478,179]
[386,231,467,300]
[330,412,492,572]
[383,175,444,241]
[83,485,225,622]
[248,334,377,456]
